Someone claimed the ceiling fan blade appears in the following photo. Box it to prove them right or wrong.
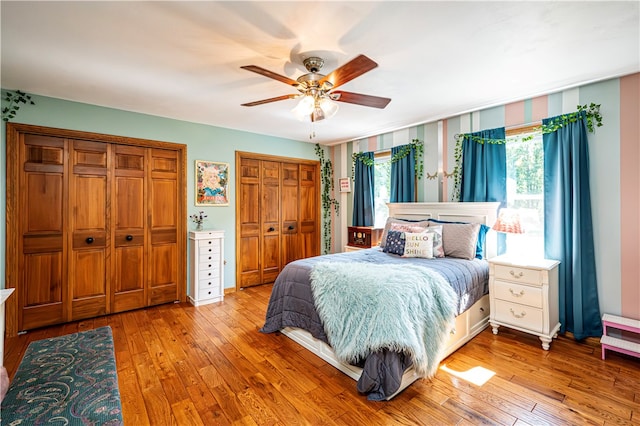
[240,65,299,86]
[319,55,378,90]
[332,91,391,109]
[241,94,298,107]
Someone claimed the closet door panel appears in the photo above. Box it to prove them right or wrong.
[238,158,261,286]
[19,135,67,331]
[148,149,179,305]
[113,145,147,312]
[299,164,319,258]
[26,174,63,232]
[69,140,109,321]
[22,253,63,330]
[149,242,178,305]
[261,161,281,283]
[71,249,106,320]
[281,163,300,266]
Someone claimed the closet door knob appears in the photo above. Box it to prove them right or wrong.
[126,235,133,241]
[288,225,294,230]
[86,237,94,244]
[268,227,275,232]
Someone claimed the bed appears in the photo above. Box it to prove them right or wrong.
[260,202,500,400]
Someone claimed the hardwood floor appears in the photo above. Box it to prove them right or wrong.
[4,284,639,425]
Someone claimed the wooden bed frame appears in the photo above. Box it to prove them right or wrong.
[282,202,500,399]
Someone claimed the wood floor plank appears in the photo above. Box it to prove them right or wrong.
[5,283,639,425]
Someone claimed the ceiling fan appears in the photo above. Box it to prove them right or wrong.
[240,54,391,122]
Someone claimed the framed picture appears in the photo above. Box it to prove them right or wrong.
[195,160,229,206]
[339,177,351,193]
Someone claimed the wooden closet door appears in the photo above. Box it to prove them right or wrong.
[19,134,67,330]
[68,140,110,321]
[261,161,281,283]
[281,163,300,266]
[237,158,261,287]
[148,149,179,305]
[112,145,147,312]
[299,164,319,258]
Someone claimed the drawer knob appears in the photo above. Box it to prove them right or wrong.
[509,288,525,297]
[509,270,524,278]
[509,308,526,319]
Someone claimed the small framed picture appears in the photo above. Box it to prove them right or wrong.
[195,160,229,206]
[339,177,351,193]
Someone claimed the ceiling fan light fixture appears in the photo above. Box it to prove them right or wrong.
[318,96,338,119]
[291,95,315,121]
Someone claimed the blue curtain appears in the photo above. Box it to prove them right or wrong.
[460,127,507,203]
[352,152,375,226]
[460,127,507,253]
[390,144,415,202]
[543,112,601,340]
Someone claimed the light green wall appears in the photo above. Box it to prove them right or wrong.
[0,93,318,291]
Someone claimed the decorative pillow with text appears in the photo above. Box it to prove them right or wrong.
[402,231,434,259]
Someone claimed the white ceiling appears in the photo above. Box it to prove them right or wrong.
[2,1,638,145]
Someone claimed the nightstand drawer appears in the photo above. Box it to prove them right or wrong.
[493,280,543,308]
[493,264,541,286]
[494,300,543,333]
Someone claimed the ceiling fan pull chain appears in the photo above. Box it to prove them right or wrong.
[309,122,316,140]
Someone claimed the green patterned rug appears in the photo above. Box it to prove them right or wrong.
[1,326,123,425]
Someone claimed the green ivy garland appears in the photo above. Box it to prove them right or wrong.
[2,90,35,122]
[351,138,424,180]
[450,103,603,201]
[315,144,339,254]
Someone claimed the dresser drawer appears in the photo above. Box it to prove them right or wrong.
[199,277,220,291]
[199,253,217,263]
[198,287,221,301]
[493,280,543,308]
[198,260,219,271]
[493,264,542,286]
[494,300,543,333]
[198,239,220,249]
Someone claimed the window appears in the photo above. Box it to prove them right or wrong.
[373,152,391,228]
[505,131,544,257]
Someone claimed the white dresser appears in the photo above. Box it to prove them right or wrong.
[488,255,560,350]
[189,230,224,306]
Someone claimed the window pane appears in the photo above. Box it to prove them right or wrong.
[374,156,391,228]
[505,133,544,257]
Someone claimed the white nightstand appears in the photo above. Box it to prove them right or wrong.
[488,255,561,350]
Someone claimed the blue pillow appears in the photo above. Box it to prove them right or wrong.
[427,219,489,259]
[382,230,405,256]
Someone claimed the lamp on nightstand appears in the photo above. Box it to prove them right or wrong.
[492,208,524,234]
[492,208,525,257]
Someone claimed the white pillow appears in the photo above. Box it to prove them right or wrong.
[402,231,434,259]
